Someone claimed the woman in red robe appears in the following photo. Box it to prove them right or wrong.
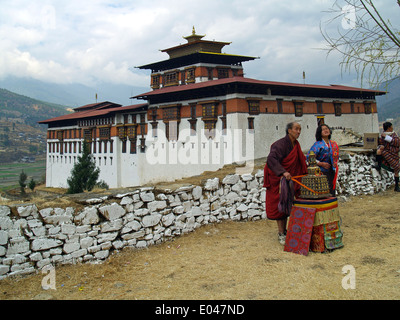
[263,122,308,245]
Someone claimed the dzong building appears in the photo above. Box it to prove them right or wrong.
[39,28,385,189]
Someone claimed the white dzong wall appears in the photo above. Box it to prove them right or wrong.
[45,108,379,189]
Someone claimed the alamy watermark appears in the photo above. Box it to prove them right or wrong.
[41,265,56,290]
[341,5,356,30]
[145,127,255,175]
[39,5,57,30]
[342,264,356,290]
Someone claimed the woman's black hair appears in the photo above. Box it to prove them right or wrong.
[315,124,332,141]
[383,122,392,131]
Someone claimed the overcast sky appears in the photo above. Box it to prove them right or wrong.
[0,0,397,90]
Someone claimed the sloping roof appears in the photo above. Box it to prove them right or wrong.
[73,101,121,112]
[137,52,257,72]
[161,39,231,54]
[38,102,148,124]
[132,76,386,99]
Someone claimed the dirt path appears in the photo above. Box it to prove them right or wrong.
[1,190,399,300]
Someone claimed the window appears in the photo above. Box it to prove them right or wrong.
[294,102,303,117]
[217,68,229,79]
[163,106,180,121]
[180,70,186,85]
[162,105,180,141]
[364,102,372,114]
[334,103,342,116]
[84,129,92,143]
[277,99,283,113]
[202,103,218,120]
[127,125,137,140]
[202,102,218,139]
[164,71,179,87]
[189,103,197,135]
[117,126,127,141]
[350,101,355,113]
[207,67,213,80]
[140,138,146,153]
[166,121,179,141]
[248,100,260,115]
[99,127,110,140]
[248,117,255,131]
[57,130,64,141]
[186,67,195,83]
[150,109,158,121]
[316,101,323,114]
[151,74,160,89]
[221,102,227,134]
[190,104,197,118]
[130,139,137,154]
[151,122,158,138]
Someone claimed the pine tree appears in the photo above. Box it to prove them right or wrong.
[28,178,37,192]
[67,141,100,194]
[19,170,27,195]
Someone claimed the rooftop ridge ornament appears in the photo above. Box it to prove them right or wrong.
[183,26,206,43]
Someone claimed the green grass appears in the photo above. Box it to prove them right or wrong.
[0,158,46,192]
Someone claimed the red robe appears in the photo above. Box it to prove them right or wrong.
[263,136,307,220]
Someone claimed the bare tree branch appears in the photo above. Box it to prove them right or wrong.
[321,0,400,88]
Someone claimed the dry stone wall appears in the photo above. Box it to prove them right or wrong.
[0,152,394,279]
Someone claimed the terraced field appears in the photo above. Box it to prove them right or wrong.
[0,156,46,192]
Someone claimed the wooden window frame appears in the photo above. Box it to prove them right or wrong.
[364,102,372,114]
[277,99,283,113]
[334,102,342,117]
[294,101,304,117]
[248,117,255,131]
[151,74,160,89]
[217,67,229,79]
[164,71,179,87]
[247,100,260,115]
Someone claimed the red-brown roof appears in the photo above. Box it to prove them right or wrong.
[73,101,121,111]
[38,102,148,124]
[133,76,385,99]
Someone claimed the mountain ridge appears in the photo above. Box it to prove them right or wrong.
[376,76,400,122]
[0,76,147,108]
[0,88,71,128]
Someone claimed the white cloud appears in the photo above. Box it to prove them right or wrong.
[0,0,398,88]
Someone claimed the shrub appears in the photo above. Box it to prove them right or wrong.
[19,170,27,195]
[67,141,100,194]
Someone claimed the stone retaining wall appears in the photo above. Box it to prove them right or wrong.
[0,152,394,279]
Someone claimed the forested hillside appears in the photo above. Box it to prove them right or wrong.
[0,88,71,128]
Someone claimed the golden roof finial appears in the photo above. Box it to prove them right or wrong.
[183,27,205,42]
